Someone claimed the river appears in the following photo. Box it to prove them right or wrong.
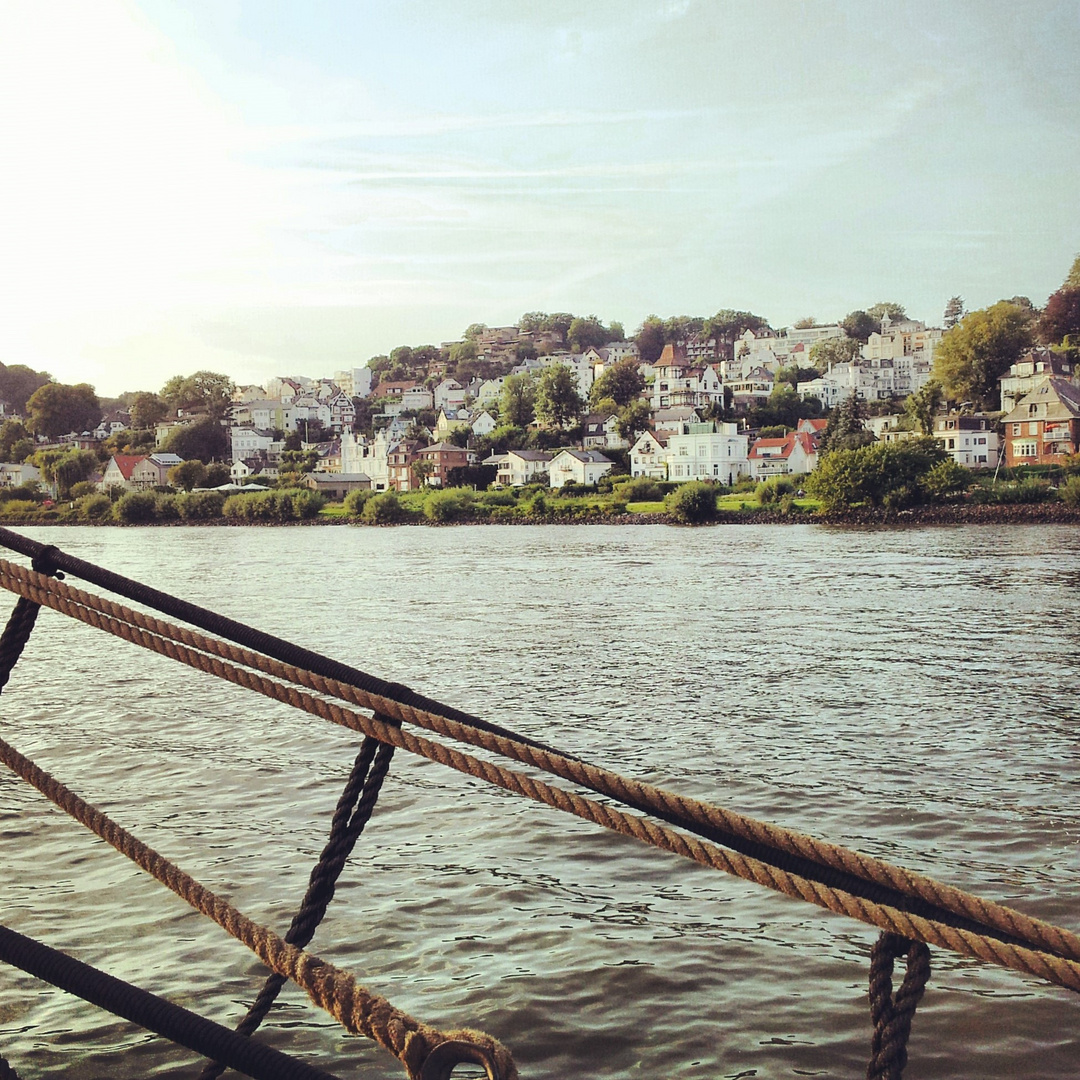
[0,522,1077,1079]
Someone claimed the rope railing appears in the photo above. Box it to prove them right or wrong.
[0,535,1076,1079]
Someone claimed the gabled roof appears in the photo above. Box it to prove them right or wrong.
[507,449,553,462]
[1002,377,1080,423]
[108,454,146,480]
[554,449,612,464]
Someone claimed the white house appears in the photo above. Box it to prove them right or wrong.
[230,427,279,463]
[933,415,1000,468]
[582,413,624,450]
[748,431,818,479]
[548,449,614,489]
[485,449,552,487]
[666,421,749,485]
[340,428,392,491]
[630,430,669,479]
[434,379,468,411]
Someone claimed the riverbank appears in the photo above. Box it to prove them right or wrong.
[3,501,1080,528]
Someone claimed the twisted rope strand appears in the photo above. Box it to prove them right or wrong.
[0,736,515,1080]
[2,562,1078,987]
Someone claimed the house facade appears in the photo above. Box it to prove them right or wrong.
[933,415,999,468]
[548,449,614,488]
[414,443,475,487]
[666,421,750,485]
[629,430,669,479]
[1000,379,1080,466]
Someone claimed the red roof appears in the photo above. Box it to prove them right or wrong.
[109,454,146,480]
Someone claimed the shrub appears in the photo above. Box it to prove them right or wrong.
[77,493,113,521]
[757,476,795,505]
[69,481,98,499]
[291,489,325,519]
[0,500,40,518]
[361,490,405,524]
[665,481,717,524]
[617,477,664,502]
[0,483,43,504]
[223,494,251,520]
[733,475,758,493]
[806,438,946,512]
[343,488,374,515]
[526,492,548,517]
[1060,476,1080,507]
[969,478,1055,505]
[477,489,517,507]
[113,491,158,523]
[154,494,181,521]
[177,490,226,520]
[423,488,474,523]
[920,460,971,501]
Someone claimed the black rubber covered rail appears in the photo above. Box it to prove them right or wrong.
[0,924,342,1080]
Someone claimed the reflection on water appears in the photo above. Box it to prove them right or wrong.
[0,523,1079,1078]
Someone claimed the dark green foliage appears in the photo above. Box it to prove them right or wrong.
[77,493,113,521]
[819,396,875,454]
[757,476,795,504]
[177,490,226,520]
[165,416,229,461]
[665,481,718,524]
[968,479,1055,504]
[423,488,474,522]
[616,477,665,502]
[113,490,159,523]
[806,438,947,511]
[222,488,323,522]
[343,488,374,515]
[361,490,406,524]
[1059,476,1080,507]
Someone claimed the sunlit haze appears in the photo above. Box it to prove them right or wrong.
[1,0,1077,397]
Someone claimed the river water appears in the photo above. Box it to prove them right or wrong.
[0,522,1078,1079]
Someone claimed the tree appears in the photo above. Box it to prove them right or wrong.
[411,459,435,488]
[932,301,1034,408]
[204,463,230,487]
[661,315,704,342]
[904,380,944,436]
[567,315,609,352]
[499,374,536,428]
[129,391,168,430]
[1067,254,1080,290]
[700,310,770,351]
[819,395,875,454]
[449,340,478,366]
[774,364,821,388]
[841,310,878,343]
[0,364,51,413]
[866,301,906,324]
[1039,287,1080,346]
[463,323,488,341]
[665,481,717,524]
[535,365,584,428]
[589,358,645,410]
[0,420,30,461]
[26,382,101,437]
[635,316,666,364]
[607,321,625,342]
[33,448,98,498]
[809,337,862,367]
[160,371,234,418]
[793,316,818,329]
[168,460,208,491]
[806,438,946,512]
[615,400,651,444]
[164,416,229,461]
[943,296,965,329]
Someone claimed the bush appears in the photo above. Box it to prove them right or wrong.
[77,493,114,521]
[1060,476,1080,507]
[969,478,1055,505]
[69,481,98,499]
[291,489,325,519]
[526,492,548,517]
[477,489,517,507]
[806,438,946,512]
[361,490,406,524]
[343,488,374,515]
[423,488,474,523]
[665,481,717,524]
[154,494,181,521]
[0,500,41,518]
[919,460,971,501]
[757,476,795,505]
[0,483,43,504]
[177,490,226,520]
[113,491,158,523]
[617,477,664,502]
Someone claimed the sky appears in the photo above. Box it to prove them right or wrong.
[1,0,1078,398]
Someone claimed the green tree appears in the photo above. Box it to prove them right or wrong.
[793,316,818,329]
[128,391,168,430]
[164,416,229,461]
[841,310,878,342]
[635,316,666,364]
[589,358,645,409]
[615,400,651,444]
[463,323,488,341]
[932,301,1034,408]
[499,374,536,427]
[810,337,862,367]
[807,438,946,511]
[943,296,965,329]
[449,340,478,367]
[160,371,234,418]
[33,448,98,498]
[168,459,207,491]
[0,364,52,413]
[0,420,30,461]
[411,459,435,488]
[819,395,875,454]
[665,481,717,524]
[904,380,944,436]
[535,365,584,428]
[1066,254,1080,290]
[700,310,770,350]
[26,382,101,437]
[203,462,231,487]
[866,301,907,324]
[568,315,609,352]
[1039,288,1080,346]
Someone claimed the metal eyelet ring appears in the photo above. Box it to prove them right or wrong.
[419,1039,502,1080]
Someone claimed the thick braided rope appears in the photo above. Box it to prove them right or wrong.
[3,562,1079,984]
[866,933,931,1080]
[197,737,396,1080]
[0,738,515,1080]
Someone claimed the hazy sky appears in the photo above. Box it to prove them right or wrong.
[1,0,1077,397]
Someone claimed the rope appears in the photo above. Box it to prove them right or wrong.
[5,556,1076,962]
[866,933,931,1080]
[2,561,1079,994]
[196,736,396,1080]
[0,923,344,1080]
[0,737,514,1080]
